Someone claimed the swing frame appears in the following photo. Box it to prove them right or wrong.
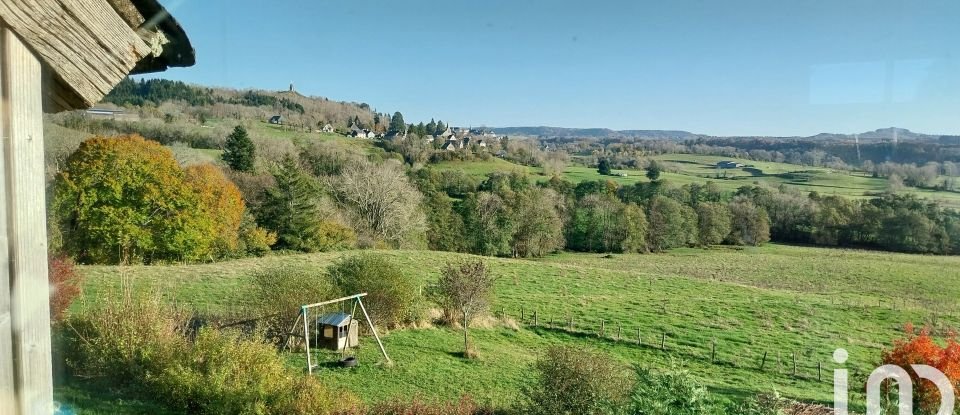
[288,293,391,374]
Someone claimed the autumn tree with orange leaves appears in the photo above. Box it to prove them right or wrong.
[881,324,960,413]
[53,135,245,264]
[185,163,245,256]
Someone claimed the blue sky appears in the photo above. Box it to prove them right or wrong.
[153,0,960,136]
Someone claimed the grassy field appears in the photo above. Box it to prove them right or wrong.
[65,244,960,412]
[435,154,960,208]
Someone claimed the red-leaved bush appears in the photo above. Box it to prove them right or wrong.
[881,323,960,412]
[337,395,495,415]
[49,254,82,322]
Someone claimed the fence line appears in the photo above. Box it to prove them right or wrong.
[494,302,936,385]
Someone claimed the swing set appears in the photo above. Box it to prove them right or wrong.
[285,293,391,374]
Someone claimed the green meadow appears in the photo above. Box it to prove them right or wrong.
[64,244,960,412]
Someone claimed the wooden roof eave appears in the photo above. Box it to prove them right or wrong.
[0,0,195,112]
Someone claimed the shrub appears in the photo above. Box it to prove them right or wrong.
[725,392,791,415]
[64,287,186,382]
[629,365,713,415]
[238,213,278,257]
[338,395,495,415]
[519,345,634,415]
[49,254,83,323]
[64,289,352,415]
[153,328,349,415]
[881,325,960,413]
[328,254,418,328]
[250,265,337,345]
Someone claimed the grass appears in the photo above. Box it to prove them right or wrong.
[67,244,960,412]
[431,153,960,208]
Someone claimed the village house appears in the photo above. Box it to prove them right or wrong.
[321,123,334,133]
[268,115,283,125]
[350,125,374,139]
[435,127,454,140]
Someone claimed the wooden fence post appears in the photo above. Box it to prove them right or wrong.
[637,328,642,346]
[617,324,621,341]
[760,351,768,371]
[520,306,524,321]
[792,352,797,376]
[818,362,822,381]
[533,311,538,327]
[711,340,717,363]
[661,333,666,350]
[600,320,605,338]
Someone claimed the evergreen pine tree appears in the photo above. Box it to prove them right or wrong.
[258,157,325,251]
[222,125,255,172]
[389,111,406,133]
[597,158,612,176]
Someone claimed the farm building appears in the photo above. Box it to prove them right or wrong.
[0,0,194,413]
[321,123,335,133]
[316,312,360,351]
[86,107,138,121]
[716,161,745,169]
[350,125,374,138]
[269,115,283,124]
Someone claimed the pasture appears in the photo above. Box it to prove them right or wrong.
[63,244,960,412]
[435,153,960,207]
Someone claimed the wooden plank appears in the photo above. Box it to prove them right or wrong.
[301,293,368,310]
[0,0,151,108]
[1,27,53,415]
[0,24,16,415]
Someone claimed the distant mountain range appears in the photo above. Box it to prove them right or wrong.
[492,126,954,142]
[491,126,699,140]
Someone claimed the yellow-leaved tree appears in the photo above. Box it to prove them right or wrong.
[53,135,239,264]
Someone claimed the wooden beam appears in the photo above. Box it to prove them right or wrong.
[0,25,15,415]
[1,27,53,414]
[301,293,368,310]
[0,0,151,107]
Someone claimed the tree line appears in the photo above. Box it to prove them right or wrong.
[48,125,960,265]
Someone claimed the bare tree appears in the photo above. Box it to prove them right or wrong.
[331,159,426,247]
[432,260,496,358]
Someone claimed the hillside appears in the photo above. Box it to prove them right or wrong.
[66,244,960,411]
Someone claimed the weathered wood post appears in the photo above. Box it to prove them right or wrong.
[818,362,822,381]
[637,328,642,346]
[599,320,605,337]
[617,324,621,341]
[0,2,195,413]
[792,352,797,376]
[711,340,717,363]
[661,332,666,350]
[533,310,538,327]
[760,351,768,370]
